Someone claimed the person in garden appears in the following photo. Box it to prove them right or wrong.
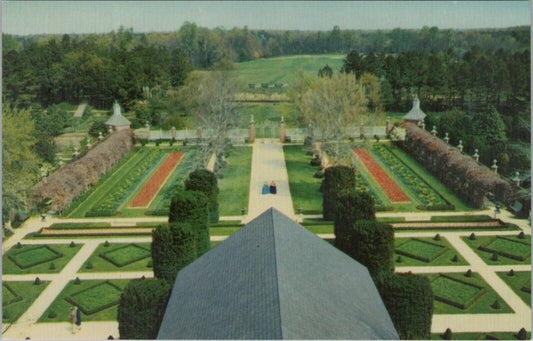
[270,181,277,194]
[262,181,270,195]
[75,306,82,332]
[70,306,77,334]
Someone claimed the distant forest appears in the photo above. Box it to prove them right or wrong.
[3,24,530,110]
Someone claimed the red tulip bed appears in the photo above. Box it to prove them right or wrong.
[353,149,410,203]
[129,152,183,207]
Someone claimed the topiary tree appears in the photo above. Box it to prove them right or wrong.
[373,271,433,340]
[74,277,81,285]
[152,223,197,283]
[491,253,499,261]
[185,169,220,223]
[434,233,441,241]
[451,254,458,263]
[322,166,357,221]
[466,269,473,277]
[336,219,394,276]
[168,190,209,256]
[34,277,41,285]
[469,232,476,240]
[118,278,172,340]
[517,328,527,340]
[491,300,501,309]
[442,328,453,340]
[508,269,515,277]
[334,191,375,246]
[518,231,525,239]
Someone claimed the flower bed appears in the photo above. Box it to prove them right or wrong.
[372,144,452,209]
[129,153,183,207]
[353,149,410,202]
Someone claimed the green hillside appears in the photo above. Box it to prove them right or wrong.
[235,54,345,85]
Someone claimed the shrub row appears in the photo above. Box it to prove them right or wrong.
[85,209,121,217]
[394,239,449,263]
[32,129,135,212]
[65,281,122,315]
[49,222,111,229]
[322,166,358,221]
[431,274,487,309]
[399,124,513,208]
[99,244,151,267]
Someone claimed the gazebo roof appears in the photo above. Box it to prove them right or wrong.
[403,97,426,122]
[157,208,399,340]
[105,101,131,127]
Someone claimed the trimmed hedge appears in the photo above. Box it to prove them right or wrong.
[2,283,24,306]
[49,222,111,229]
[431,273,487,309]
[152,223,197,283]
[185,169,220,223]
[65,280,123,315]
[374,271,433,340]
[169,190,209,256]
[8,245,63,269]
[322,166,357,221]
[99,244,151,267]
[334,191,376,246]
[394,238,449,263]
[118,278,172,340]
[336,219,394,276]
[478,236,531,261]
[85,209,120,217]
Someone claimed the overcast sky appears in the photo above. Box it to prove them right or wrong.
[2,1,530,35]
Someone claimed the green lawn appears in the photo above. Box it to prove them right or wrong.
[79,243,153,272]
[238,104,301,130]
[284,145,323,214]
[424,272,513,314]
[235,54,345,85]
[462,234,531,265]
[218,146,252,216]
[39,279,132,322]
[394,237,468,266]
[3,244,83,274]
[3,281,50,323]
[496,271,531,307]
[431,331,531,340]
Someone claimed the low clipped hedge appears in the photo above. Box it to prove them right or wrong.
[395,238,449,263]
[2,283,24,306]
[478,236,531,261]
[8,245,63,269]
[65,280,123,315]
[145,209,170,216]
[99,244,151,267]
[431,273,487,309]
[49,222,111,229]
[85,209,121,217]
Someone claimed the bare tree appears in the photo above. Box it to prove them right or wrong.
[179,70,239,170]
[297,72,380,164]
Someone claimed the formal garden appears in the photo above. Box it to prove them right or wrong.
[3,243,82,274]
[79,242,153,272]
[462,233,531,265]
[394,236,468,266]
[497,271,531,307]
[3,281,50,323]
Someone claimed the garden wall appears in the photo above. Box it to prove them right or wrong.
[32,129,135,212]
[399,124,513,208]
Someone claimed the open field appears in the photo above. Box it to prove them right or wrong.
[235,54,345,85]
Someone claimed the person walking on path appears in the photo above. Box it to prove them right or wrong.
[75,306,82,333]
[70,306,77,334]
[269,181,277,194]
[262,181,270,195]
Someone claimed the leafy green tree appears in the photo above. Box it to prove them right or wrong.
[2,105,40,223]
[118,278,172,339]
[318,64,333,78]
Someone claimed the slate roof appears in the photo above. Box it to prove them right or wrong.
[105,101,131,127]
[157,208,399,340]
[403,96,426,122]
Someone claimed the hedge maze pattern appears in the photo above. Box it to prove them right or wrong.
[431,274,487,309]
[99,244,151,267]
[65,281,123,315]
[395,238,449,263]
[8,245,63,269]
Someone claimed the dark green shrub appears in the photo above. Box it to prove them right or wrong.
[465,269,473,277]
[185,169,219,223]
[147,260,153,268]
[85,261,93,269]
[155,140,160,146]
[434,233,441,241]
[48,310,57,319]
[322,166,357,221]
[49,262,56,270]
[374,271,433,340]
[104,240,110,247]
[518,231,525,239]
[118,278,172,340]
[16,242,22,249]
[69,241,75,247]
[334,191,376,244]
[396,256,403,263]
[508,269,515,276]
[442,328,453,340]
[336,220,393,276]
[451,254,458,263]
[168,190,209,256]
[310,157,321,166]
[469,233,476,240]
[34,277,41,285]
[491,300,501,309]
[517,328,527,340]
[491,253,499,261]
[74,277,81,285]
[314,170,324,178]
[152,223,197,283]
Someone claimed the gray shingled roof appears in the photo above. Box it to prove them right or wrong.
[157,208,399,340]
[403,97,426,122]
[105,101,131,127]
